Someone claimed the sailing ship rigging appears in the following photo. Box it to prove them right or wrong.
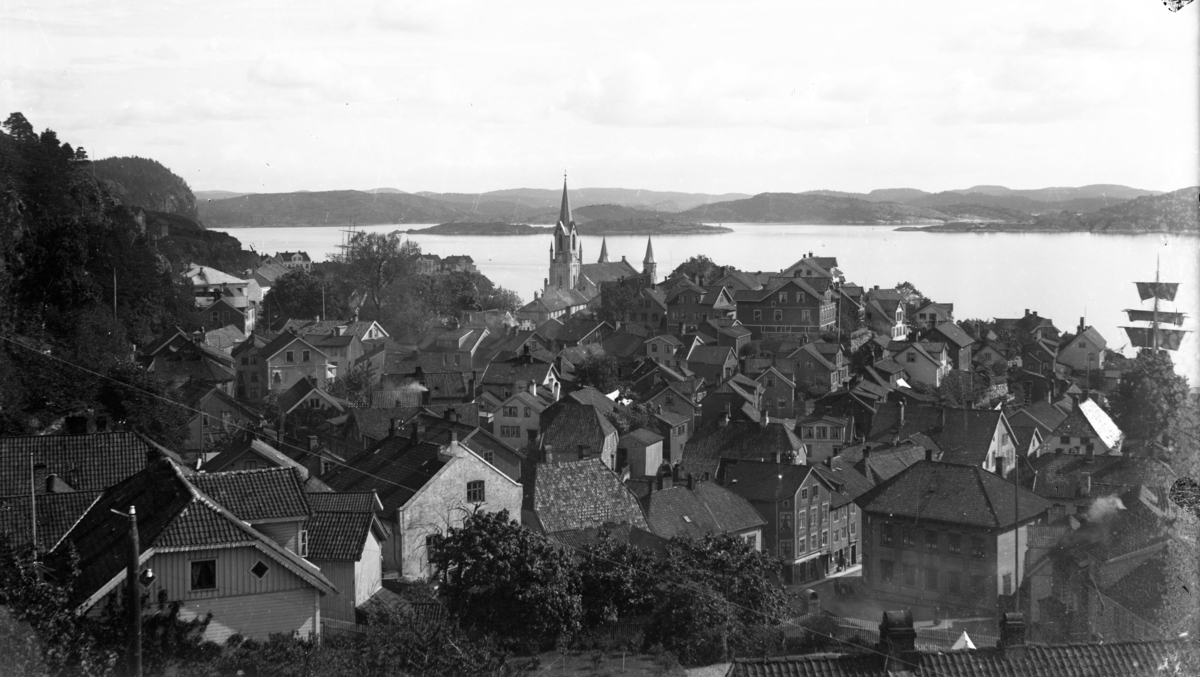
[1121,259,1190,352]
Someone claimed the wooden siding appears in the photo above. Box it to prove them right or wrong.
[256,521,302,553]
[145,546,322,643]
[355,530,383,607]
[313,560,356,624]
[177,587,319,643]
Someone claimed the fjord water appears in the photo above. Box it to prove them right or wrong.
[213,224,1200,384]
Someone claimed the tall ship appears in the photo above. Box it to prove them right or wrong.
[1122,259,1190,353]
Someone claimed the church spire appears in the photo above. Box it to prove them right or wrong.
[598,237,609,263]
[642,237,657,286]
[557,172,573,227]
[643,237,655,264]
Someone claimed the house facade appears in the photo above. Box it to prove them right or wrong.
[734,278,836,340]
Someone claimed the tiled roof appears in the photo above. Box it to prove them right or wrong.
[51,459,335,604]
[185,264,248,286]
[682,420,804,479]
[1012,401,1069,435]
[276,377,347,415]
[602,330,648,360]
[793,343,837,371]
[620,428,664,446]
[520,287,590,314]
[688,345,734,366]
[308,491,381,514]
[547,522,669,558]
[260,331,325,362]
[526,459,648,532]
[856,461,1052,529]
[305,511,376,561]
[721,461,811,503]
[200,437,332,492]
[280,319,384,340]
[0,491,102,549]
[481,356,554,387]
[0,432,170,496]
[204,325,246,352]
[321,436,447,514]
[540,403,617,456]
[643,481,765,539]
[728,640,1188,676]
[191,467,311,521]
[554,318,609,344]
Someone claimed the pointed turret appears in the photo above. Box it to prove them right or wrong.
[557,174,573,228]
[642,237,657,286]
[598,237,609,263]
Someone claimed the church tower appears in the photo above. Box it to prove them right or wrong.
[546,175,582,292]
[598,237,609,263]
[643,237,657,285]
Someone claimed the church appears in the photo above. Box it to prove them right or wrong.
[544,176,657,299]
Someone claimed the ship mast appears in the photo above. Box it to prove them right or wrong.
[1152,255,1160,353]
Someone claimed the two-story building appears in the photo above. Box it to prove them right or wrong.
[796,415,852,464]
[858,461,1051,619]
[886,341,950,388]
[686,344,738,385]
[1037,396,1124,457]
[184,264,261,332]
[754,366,799,420]
[910,301,954,330]
[275,251,313,271]
[667,282,737,334]
[259,330,331,398]
[493,390,550,450]
[1056,320,1107,375]
[864,287,907,340]
[734,278,836,340]
[923,322,974,372]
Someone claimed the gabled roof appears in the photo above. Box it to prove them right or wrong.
[321,435,447,514]
[926,321,974,349]
[620,428,664,447]
[0,432,177,496]
[279,319,387,340]
[733,276,825,304]
[261,330,326,362]
[520,287,590,314]
[0,490,102,548]
[201,437,333,492]
[1048,398,1122,449]
[791,342,838,371]
[688,345,735,366]
[721,461,811,503]
[277,377,348,415]
[754,366,796,389]
[642,482,765,539]
[184,264,249,286]
[481,354,555,386]
[50,459,335,607]
[856,460,1051,529]
[305,492,387,561]
[190,467,311,522]
[540,402,617,454]
[203,325,246,352]
[681,420,804,479]
[525,458,648,533]
[1012,401,1070,435]
[579,261,641,288]
[1059,325,1108,351]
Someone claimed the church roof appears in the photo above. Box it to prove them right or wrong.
[557,176,573,227]
[643,238,655,264]
[598,237,609,263]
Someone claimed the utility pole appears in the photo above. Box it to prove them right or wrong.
[111,506,142,677]
[113,267,118,317]
[29,451,37,555]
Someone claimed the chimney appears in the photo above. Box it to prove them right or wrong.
[655,474,664,491]
[998,613,1027,658]
[879,610,919,670]
[1024,309,1030,317]
[823,456,832,468]
[898,400,905,427]
[1079,473,1092,497]
[924,447,933,462]
[687,473,696,490]
[411,422,426,441]
[939,407,946,428]
[672,464,682,482]
[308,435,318,452]
[336,325,347,336]
[1084,447,1094,463]
[1078,317,1085,334]
[862,445,872,463]
[761,410,769,427]
[45,473,60,493]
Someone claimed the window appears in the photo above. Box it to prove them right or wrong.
[524,407,532,418]
[766,376,776,387]
[503,406,518,417]
[821,530,828,546]
[821,504,829,521]
[190,559,217,590]
[906,353,916,363]
[779,511,793,532]
[778,292,787,304]
[801,488,808,500]
[970,574,986,596]
[924,530,938,551]
[809,511,817,528]
[773,309,783,321]
[1002,433,1011,445]
[483,449,494,464]
[250,560,270,579]
[901,527,914,547]
[881,523,894,545]
[811,486,818,501]
[780,539,793,558]
[970,537,986,559]
[286,350,295,363]
[925,567,938,590]
[880,559,894,583]
[783,499,791,509]
[903,564,916,586]
[948,571,962,594]
[833,528,839,543]
[1002,573,1012,596]
[777,397,786,409]
[321,459,333,475]
[1060,435,1070,444]
[651,343,658,353]
[243,459,260,470]
[240,357,249,366]
[467,480,486,503]
[948,533,962,555]
[798,509,807,531]
[803,427,814,439]
[849,522,856,536]
[831,428,841,439]
[298,529,309,557]
[753,309,762,321]
[500,425,520,438]
[809,534,818,550]
[817,427,827,439]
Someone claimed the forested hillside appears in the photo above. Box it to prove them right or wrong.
[91,156,200,221]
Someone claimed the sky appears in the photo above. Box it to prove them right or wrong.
[2,0,1197,195]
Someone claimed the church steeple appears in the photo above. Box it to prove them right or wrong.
[643,237,657,285]
[598,237,609,263]
[557,173,573,227]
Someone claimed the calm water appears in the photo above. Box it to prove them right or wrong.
[213,224,1200,384]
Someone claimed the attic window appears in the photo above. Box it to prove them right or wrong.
[683,516,692,523]
[250,561,270,579]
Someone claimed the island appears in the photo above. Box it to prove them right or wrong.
[405,218,732,236]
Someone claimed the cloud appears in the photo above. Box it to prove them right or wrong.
[247,50,375,102]
[562,53,871,131]
[112,89,252,125]
[371,0,444,32]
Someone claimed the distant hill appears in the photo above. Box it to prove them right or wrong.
[1032,187,1199,233]
[365,187,406,194]
[198,190,466,227]
[416,187,752,213]
[952,184,1158,202]
[865,188,930,202]
[407,204,730,236]
[195,190,256,201]
[93,156,199,221]
[929,203,1033,222]
[903,191,1127,215]
[678,193,947,225]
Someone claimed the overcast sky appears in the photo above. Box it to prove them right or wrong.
[3,0,1197,194]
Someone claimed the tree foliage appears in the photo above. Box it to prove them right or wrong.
[326,362,376,408]
[574,354,622,394]
[894,281,930,312]
[671,256,726,286]
[263,270,342,329]
[427,509,584,648]
[96,361,191,448]
[1113,350,1191,447]
[597,283,640,325]
[332,232,420,316]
